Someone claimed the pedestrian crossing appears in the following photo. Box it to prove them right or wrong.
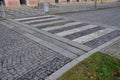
[15,15,120,49]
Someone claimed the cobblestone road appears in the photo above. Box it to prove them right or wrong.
[0,21,71,80]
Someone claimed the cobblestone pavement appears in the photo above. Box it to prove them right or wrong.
[101,39,120,59]
[0,21,72,80]
[5,8,43,19]
[1,13,120,80]
[15,15,120,50]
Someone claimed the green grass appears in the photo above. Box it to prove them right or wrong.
[58,52,120,80]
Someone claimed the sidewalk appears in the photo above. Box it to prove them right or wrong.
[101,38,120,59]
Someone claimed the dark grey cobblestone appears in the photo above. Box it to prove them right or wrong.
[65,26,105,40]
[84,30,120,48]
[0,24,32,52]
[0,42,59,80]
[0,23,63,80]
[48,23,89,34]
[36,20,74,29]
[17,55,71,80]
[28,18,63,25]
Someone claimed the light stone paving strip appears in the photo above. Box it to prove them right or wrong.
[56,25,97,36]
[24,33,77,59]
[48,23,89,34]
[18,16,54,22]
[36,21,74,30]
[23,17,62,24]
[32,19,69,27]
[28,18,64,25]
[73,28,115,44]
[42,22,82,31]
[15,15,52,21]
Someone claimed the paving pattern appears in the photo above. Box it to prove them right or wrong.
[5,8,43,19]
[101,39,120,59]
[15,15,120,49]
[0,22,71,80]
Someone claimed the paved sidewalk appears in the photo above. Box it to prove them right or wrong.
[0,19,73,80]
[101,38,120,59]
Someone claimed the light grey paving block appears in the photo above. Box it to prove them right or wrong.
[23,17,61,24]
[15,15,52,21]
[32,19,68,27]
[23,33,43,43]
[39,41,77,59]
[42,22,82,31]
[73,28,115,43]
[56,25,97,36]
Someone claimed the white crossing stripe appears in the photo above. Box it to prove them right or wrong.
[73,28,115,43]
[15,15,52,21]
[56,25,97,36]
[42,22,82,31]
[23,17,61,24]
[32,19,68,27]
